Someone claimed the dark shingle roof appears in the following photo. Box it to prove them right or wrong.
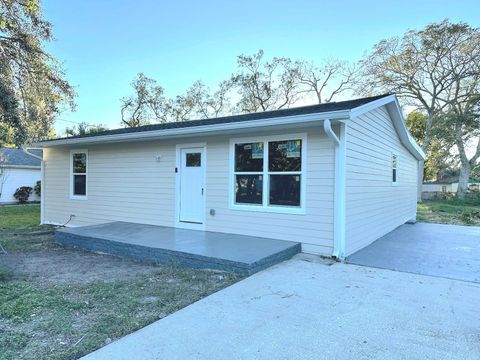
[46,94,391,142]
[0,148,42,167]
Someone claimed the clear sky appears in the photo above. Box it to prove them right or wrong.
[43,0,480,133]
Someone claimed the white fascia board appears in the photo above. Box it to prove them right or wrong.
[33,110,350,148]
[350,95,426,161]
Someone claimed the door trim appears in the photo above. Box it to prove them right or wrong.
[175,142,207,230]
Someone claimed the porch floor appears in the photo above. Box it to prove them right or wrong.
[55,222,301,275]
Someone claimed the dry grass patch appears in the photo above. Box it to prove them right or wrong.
[0,225,241,360]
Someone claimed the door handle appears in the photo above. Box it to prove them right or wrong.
[201,188,204,195]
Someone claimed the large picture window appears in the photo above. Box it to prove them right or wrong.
[232,135,305,213]
[71,150,87,198]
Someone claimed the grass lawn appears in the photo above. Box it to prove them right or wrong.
[0,204,41,228]
[417,196,480,226]
[0,206,241,360]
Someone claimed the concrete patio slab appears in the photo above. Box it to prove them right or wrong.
[55,222,301,275]
[81,257,480,360]
[347,223,480,283]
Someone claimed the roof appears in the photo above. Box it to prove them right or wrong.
[43,94,391,142]
[33,94,425,161]
[0,148,42,168]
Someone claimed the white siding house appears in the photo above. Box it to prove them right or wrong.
[345,106,419,255]
[0,148,42,204]
[34,95,425,258]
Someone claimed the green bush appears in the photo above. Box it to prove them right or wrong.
[34,180,41,197]
[13,186,33,204]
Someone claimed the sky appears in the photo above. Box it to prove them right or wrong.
[43,0,480,134]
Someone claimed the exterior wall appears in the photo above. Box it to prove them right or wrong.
[422,183,443,193]
[345,106,418,256]
[422,183,454,193]
[43,126,335,255]
[0,167,41,203]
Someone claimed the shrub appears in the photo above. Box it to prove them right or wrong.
[13,186,33,204]
[34,181,41,197]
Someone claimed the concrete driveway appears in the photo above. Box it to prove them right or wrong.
[347,223,480,283]
[82,256,480,360]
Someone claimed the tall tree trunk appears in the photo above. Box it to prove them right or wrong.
[457,161,471,200]
[416,112,434,203]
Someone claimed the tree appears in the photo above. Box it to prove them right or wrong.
[0,122,15,147]
[230,50,303,112]
[405,111,455,181]
[65,122,109,137]
[120,50,356,123]
[435,109,480,198]
[294,59,356,104]
[360,20,480,197]
[120,73,169,127]
[185,80,233,119]
[0,0,75,144]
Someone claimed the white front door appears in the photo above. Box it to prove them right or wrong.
[178,147,205,225]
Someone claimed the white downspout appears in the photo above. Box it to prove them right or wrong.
[21,146,45,225]
[323,119,346,260]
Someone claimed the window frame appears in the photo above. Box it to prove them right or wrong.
[229,133,307,215]
[392,154,398,185]
[70,149,88,200]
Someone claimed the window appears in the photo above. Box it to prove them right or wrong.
[392,155,397,183]
[232,135,305,213]
[441,185,447,193]
[71,150,87,198]
[186,152,201,167]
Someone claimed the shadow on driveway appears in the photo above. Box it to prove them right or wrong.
[347,223,480,283]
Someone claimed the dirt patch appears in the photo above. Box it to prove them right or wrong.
[0,226,242,360]
[1,248,160,285]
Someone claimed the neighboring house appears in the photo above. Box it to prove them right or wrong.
[423,178,480,194]
[33,94,425,259]
[0,148,42,204]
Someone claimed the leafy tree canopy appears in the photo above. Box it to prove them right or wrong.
[65,122,108,137]
[0,0,75,145]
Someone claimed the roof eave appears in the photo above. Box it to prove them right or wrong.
[350,95,426,161]
[33,109,351,148]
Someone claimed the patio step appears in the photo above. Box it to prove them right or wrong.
[55,222,301,276]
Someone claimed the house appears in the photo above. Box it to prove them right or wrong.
[33,94,425,259]
[0,148,42,203]
[422,177,480,196]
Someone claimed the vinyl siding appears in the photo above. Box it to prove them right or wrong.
[0,168,41,203]
[345,106,418,256]
[43,126,335,255]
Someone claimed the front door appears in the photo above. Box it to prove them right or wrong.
[178,147,205,225]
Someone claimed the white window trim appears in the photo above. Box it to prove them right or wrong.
[229,133,307,215]
[70,149,88,200]
[392,153,398,186]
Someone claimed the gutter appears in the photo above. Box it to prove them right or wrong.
[20,146,43,161]
[324,119,346,260]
